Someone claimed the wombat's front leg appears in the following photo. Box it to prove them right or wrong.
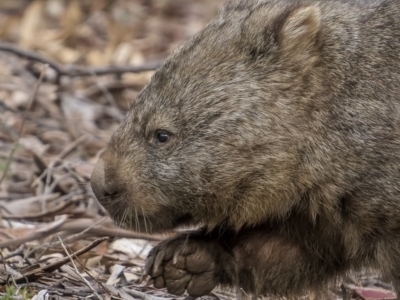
[144,227,334,297]
[144,231,237,297]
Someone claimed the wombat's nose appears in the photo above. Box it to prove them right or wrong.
[90,158,117,202]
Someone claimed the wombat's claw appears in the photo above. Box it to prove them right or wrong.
[143,254,155,277]
[151,250,163,274]
[173,245,183,264]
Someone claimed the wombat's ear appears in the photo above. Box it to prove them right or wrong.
[279,5,321,60]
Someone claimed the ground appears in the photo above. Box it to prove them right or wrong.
[0,1,397,299]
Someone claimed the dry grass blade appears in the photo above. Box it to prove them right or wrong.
[0,64,47,185]
[58,236,104,300]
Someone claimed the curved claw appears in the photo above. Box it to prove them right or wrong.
[143,253,155,277]
[153,248,165,275]
[173,245,183,265]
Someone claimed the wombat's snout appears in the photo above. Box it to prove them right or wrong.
[90,158,117,204]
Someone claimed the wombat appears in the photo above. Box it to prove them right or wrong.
[90,0,400,298]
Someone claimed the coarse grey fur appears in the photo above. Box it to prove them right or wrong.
[90,0,400,297]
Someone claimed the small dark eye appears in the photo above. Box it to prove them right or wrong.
[157,131,170,143]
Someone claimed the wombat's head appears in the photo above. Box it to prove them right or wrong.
[91,1,323,233]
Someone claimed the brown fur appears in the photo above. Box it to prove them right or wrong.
[90,0,400,297]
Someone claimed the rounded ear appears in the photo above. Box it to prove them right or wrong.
[279,5,321,59]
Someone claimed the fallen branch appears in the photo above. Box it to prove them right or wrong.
[13,237,108,284]
[0,217,164,249]
[0,42,163,78]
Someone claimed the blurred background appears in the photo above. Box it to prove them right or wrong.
[0,0,224,63]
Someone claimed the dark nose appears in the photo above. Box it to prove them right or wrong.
[90,158,117,203]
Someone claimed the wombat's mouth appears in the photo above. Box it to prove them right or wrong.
[171,213,194,228]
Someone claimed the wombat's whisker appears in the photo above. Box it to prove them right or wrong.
[132,207,138,233]
[122,207,129,229]
[140,206,149,233]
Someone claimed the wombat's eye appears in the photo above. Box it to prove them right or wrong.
[155,130,171,144]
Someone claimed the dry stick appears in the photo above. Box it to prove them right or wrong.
[83,81,144,98]
[0,215,68,249]
[57,135,87,160]
[102,285,135,300]
[20,283,94,297]
[40,217,108,249]
[0,217,163,249]
[122,287,167,300]
[0,42,163,77]
[65,241,110,298]
[0,244,24,263]
[88,70,125,122]
[22,205,98,266]
[0,65,47,185]
[43,135,87,197]
[58,236,103,300]
[13,237,108,284]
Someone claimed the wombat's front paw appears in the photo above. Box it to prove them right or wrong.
[144,235,221,297]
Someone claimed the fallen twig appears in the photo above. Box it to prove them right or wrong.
[0,42,163,78]
[42,135,87,197]
[13,237,108,284]
[0,245,24,264]
[0,216,163,249]
[20,283,94,297]
[0,215,68,249]
[123,287,170,300]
